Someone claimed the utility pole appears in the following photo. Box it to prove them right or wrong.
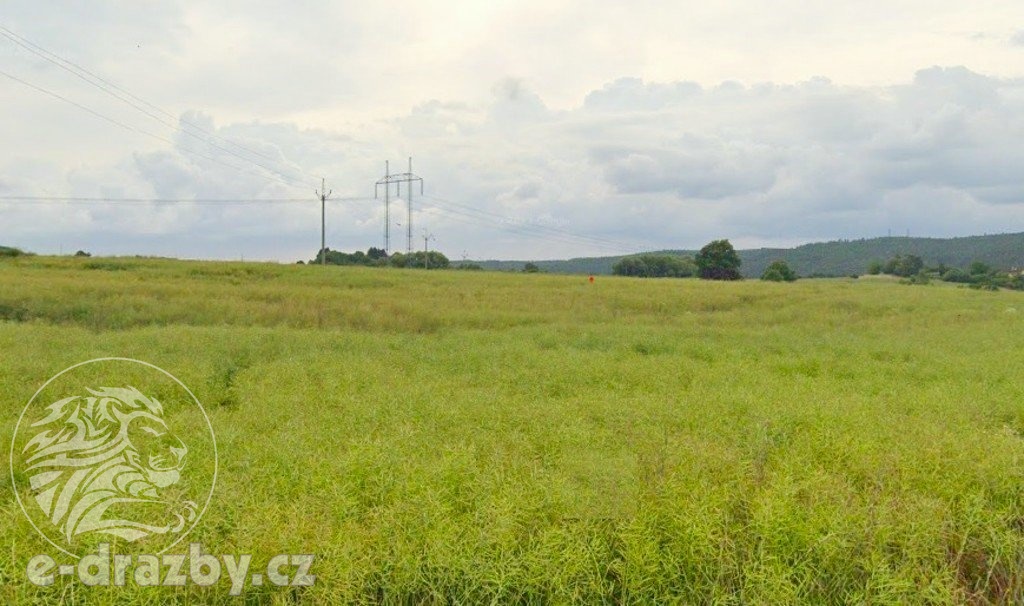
[422,229,435,270]
[404,157,413,254]
[316,177,332,265]
[375,157,424,255]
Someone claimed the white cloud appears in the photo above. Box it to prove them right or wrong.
[3,2,1024,260]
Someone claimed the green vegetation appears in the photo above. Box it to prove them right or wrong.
[475,232,1024,278]
[310,247,450,270]
[2,256,1024,603]
[761,260,797,282]
[310,246,389,266]
[696,239,742,280]
[0,245,30,258]
[611,253,695,278]
[871,254,1024,291]
[524,262,541,273]
[389,250,450,269]
[881,254,924,277]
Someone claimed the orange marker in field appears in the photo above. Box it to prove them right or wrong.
[589,275,594,283]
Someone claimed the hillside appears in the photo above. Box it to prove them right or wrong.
[475,232,1024,277]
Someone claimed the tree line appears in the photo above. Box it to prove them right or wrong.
[868,255,1024,290]
[612,240,798,282]
[305,247,451,269]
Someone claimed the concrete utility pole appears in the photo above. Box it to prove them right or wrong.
[385,161,390,253]
[422,229,435,269]
[375,157,424,255]
[316,177,332,265]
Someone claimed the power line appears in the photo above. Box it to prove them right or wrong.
[0,24,315,188]
[422,193,640,249]
[436,197,641,250]
[0,195,371,205]
[418,199,637,254]
[420,193,647,252]
[0,68,306,190]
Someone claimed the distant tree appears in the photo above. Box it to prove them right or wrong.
[74,250,92,257]
[969,261,992,276]
[941,268,971,283]
[311,247,397,267]
[390,251,449,269]
[612,254,695,278]
[761,260,797,282]
[882,254,924,277]
[524,262,541,273]
[456,262,483,271]
[0,246,27,258]
[695,240,742,280]
[425,251,449,269]
[866,260,883,275]
[388,252,407,268]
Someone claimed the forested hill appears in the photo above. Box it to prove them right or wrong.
[475,233,1024,277]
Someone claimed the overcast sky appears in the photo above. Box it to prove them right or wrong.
[2,1,1024,261]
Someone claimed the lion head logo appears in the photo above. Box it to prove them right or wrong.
[21,386,197,543]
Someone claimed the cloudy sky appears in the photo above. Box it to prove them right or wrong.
[2,1,1024,261]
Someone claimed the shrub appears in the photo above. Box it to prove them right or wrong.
[612,254,696,278]
[390,251,449,269]
[312,247,392,267]
[761,260,797,282]
[882,254,924,277]
[941,268,971,283]
[900,271,931,285]
[969,261,992,276]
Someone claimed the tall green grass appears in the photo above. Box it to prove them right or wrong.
[1,257,1023,603]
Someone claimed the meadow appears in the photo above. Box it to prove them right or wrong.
[1,256,1023,604]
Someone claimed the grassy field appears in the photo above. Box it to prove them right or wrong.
[1,256,1023,604]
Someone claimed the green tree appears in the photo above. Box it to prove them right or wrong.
[941,268,971,283]
[761,260,797,282]
[612,254,695,278]
[695,240,742,280]
[867,260,883,275]
[882,254,924,277]
[391,251,449,269]
[969,261,992,276]
[524,262,540,273]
